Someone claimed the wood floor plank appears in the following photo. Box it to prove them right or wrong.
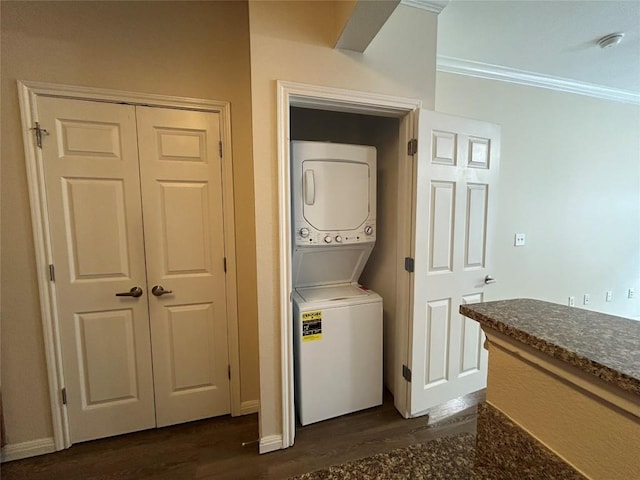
[1,390,485,480]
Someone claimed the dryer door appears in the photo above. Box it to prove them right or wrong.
[302,159,369,231]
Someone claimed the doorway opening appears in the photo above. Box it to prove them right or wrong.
[275,81,421,450]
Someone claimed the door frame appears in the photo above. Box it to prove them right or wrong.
[18,80,243,450]
[275,80,421,449]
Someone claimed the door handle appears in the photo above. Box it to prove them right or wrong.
[304,170,315,205]
[151,285,173,297]
[484,275,496,285]
[115,286,143,297]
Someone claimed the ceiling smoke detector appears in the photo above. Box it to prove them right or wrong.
[598,33,624,48]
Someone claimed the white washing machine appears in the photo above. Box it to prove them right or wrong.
[293,284,382,426]
[290,141,383,426]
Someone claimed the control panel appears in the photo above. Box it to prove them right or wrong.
[295,222,376,245]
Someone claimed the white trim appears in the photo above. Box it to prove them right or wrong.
[276,80,421,451]
[240,399,260,415]
[276,82,295,450]
[17,82,69,450]
[437,55,640,105]
[282,81,422,116]
[17,80,243,449]
[1,438,56,463]
[258,434,283,454]
[401,0,448,15]
[17,80,228,111]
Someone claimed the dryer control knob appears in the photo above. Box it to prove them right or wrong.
[364,226,373,235]
[299,227,310,238]
[335,235,342,243]
[324,235,333,244]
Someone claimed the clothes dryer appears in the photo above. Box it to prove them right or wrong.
[291,141,376,247]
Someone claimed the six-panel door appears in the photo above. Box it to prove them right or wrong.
[409,110,500,416]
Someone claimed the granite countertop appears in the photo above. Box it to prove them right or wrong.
[459,298,640,397]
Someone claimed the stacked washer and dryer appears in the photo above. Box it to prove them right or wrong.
[291,140,383,426]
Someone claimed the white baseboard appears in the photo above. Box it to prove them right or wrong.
[240,399,259,415]
[259,434,283,454]
[1,437,56,463]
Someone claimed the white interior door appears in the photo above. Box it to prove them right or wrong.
[37,97,231,441]
[408,110,500,416]
[136,107,230,427]
[37,97,156,442]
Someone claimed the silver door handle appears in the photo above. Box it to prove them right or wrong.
[151,285,173,296]
[484,275,496,285]
[116,286,143,297]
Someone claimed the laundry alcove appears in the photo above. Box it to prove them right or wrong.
[289,107,401,397]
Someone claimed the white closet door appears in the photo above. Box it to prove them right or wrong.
[136,107,231,427]
[37,96,156,442]
[36,97,232,442]
[408,110,500,416]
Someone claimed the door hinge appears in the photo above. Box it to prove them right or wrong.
[219,140,223,158]
[402,364,412,382]
[404,257,415,273]
[48,264,56,282]
[223,257,227,273]
[61,387,67,405]
[30,122,50,149]
[407,138,418,156]
[228,364,231,380]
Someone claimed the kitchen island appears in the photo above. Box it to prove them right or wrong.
[460,298,640,480]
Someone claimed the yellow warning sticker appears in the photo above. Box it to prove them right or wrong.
[302,310,322,342]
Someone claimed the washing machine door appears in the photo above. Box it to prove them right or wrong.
[302,159,370,231]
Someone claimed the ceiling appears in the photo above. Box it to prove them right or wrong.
[436,0,640,96]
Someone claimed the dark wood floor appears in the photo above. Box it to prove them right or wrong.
[1,390,485,480]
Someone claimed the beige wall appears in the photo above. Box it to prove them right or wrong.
[436,73,640,320]
[247,0,437,442]
[0,1,259,446]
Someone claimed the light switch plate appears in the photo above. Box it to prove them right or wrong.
[514,233,526,246]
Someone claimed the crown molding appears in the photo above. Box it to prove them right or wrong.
[400,0,448,15]
[437,55,640,105]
